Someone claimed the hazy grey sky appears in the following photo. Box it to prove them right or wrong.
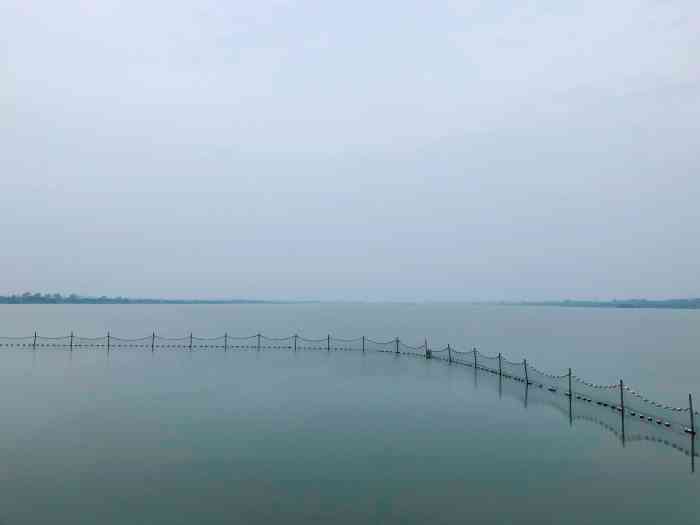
[2,1,699,301]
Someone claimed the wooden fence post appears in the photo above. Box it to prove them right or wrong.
[362,336,365,353]
[448,344,452,363]
[257,333,261,351]
[107,331,110,353]
[33,331,37,351]
[498,353,502,376]
[224,333,228,352]
[395,337,399,354]
[327,334,330,352]
[425,338,431,359]
[568,368,573,397]
[294,334,297,352]
[473,347,477,368]
[152,332,155,352]
[70,332,73,352]
[189,333,193,352]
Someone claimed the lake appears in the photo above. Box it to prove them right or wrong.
[0,303,697,524]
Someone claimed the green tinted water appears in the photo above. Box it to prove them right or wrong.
[0,304,697,524]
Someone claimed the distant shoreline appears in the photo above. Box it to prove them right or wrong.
[0,294,314,305]
[505,299,700,310]
[2,294,698,309]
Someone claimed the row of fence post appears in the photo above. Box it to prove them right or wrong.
[20,330,698,436]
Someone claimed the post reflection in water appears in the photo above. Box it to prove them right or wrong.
[465,359,697,474]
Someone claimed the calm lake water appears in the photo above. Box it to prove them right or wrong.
[0,304,698,524]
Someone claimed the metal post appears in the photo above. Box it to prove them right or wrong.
[152,332,155,352]
[619,379,625,413]
[425,338,431,359]
[448,344,452,363]
[327,334,330,352]
[690,394,696,435]
[294,334,297,352]
[362,336,365,353]
[395,337,399,355]
[224,333,228,352]
[524,378,528,408]
[189,333,193,352]
[620,379,626,446]
[33,331,37,351]
[524,359,528,384]
[107,331,110,353]
[473,347,477,368]
[568,367,573,426]
[70,332,73,351]
[498,353,502,376]
[257,333,261,351]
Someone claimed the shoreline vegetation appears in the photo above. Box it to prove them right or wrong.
[506,299,700,310]
[1,294,698,309]
[0,293,309,305]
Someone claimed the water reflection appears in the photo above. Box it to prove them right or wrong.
[463,360,698,473]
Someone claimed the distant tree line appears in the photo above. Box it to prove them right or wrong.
[514,298,700,309]
[0,292,291,305]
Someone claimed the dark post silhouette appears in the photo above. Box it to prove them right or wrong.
[151,332,155,352]
[33,331,37,351]
[425,338,431,359]
[498,352,502,376]
[257,333,261,352]
[327,334,330,352]
[690,393,696,435]
[473,347,477,368]
[395,337,399,354]
[448,344,452,363]
[189,333,193,352]
[362,336,365,353]
[524,379,529,408]
[568,367,573,425]
[620,379,626,446]
[70,332,73,351]
[294,334,297,352]
[524,358,528,384]
[224,333,228,352]
[107,331,110,353]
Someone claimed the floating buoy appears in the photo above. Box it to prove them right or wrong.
[647,417,653,422]
[630,412,636,416]
[656,419,662,425]
[664,422,671,428]
[548,387,556,392]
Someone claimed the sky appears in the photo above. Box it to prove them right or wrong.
[2,1,699,301]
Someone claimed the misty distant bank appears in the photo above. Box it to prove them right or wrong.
[507,299,700,310]
[1,293,699,309]
[0,293,311,305]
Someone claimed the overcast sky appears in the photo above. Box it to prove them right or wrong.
[2,1,699,301]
